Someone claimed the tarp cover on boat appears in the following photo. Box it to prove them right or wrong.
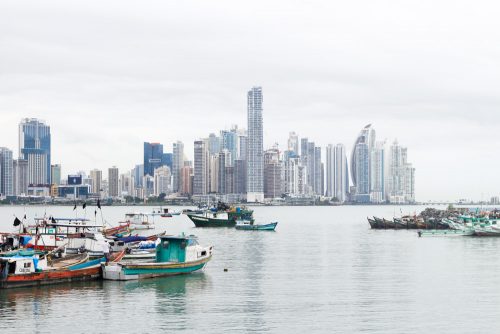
[116,236,148,243]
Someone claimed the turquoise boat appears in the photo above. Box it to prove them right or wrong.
[235,221,278,231]
[102,234,212,281]
[417,229,474,237]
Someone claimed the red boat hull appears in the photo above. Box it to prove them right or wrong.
[1,266,101,289]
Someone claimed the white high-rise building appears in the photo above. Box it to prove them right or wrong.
[284,157,307,196]
[13,159,28,196]
[326,145,335,198]
[0,148,14,196]
[288,132,299,156]
[153,166,171,196]
[386,140,415,203]
[333,144,349,203]
[172,141,184,193]
[246,86,264,202]
[370,142,385,203]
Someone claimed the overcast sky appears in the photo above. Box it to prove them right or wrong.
[1,0,499,201]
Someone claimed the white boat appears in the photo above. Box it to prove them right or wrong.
[120,213,156,230]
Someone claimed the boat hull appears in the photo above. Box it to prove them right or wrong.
[186,214,236,227]
[235,222,278,231]
[0,265,101,289]
[102,256,211,281]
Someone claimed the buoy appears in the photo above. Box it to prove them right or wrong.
[224,268,228,272]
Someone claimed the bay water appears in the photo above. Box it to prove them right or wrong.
[0,205,499,333]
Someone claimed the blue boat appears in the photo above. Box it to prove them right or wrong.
[235,221,278,231]
[101,234,212,281]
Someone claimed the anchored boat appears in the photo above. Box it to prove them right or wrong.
[102,234,212,281]
[0,250,125,289]
[235,220,278,231]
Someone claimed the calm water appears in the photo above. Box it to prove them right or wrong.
[1,205,500,333]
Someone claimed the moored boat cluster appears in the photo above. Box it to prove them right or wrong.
[367,207,500,237]
[0,208,213,289]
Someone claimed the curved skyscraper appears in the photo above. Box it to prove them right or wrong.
[350,124,375,187]
[350,124,375,202]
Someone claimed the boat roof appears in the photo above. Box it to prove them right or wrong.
[159,234,197,241]
[34,217,90,222]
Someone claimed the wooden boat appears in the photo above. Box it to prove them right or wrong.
[418,229,474,237]
[119,213,155,230]
[49,252,89,269]
[24,218,103,251]
[0,250,125,289]
[235,221,278,231]
[104,223,130,237]
[367,217,379,229]
[186,211,237,227]
[102,235,212,281]
[473,226,500,237]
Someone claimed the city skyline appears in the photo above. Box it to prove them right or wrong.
[2,1,500,201]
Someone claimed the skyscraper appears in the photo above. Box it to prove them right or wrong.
[0,148,14,196]
[351,124,376,202]
[144,142,164,177]
[333,144,349,202]
[220,127,238,166]
[180,162,193,195]
[90,169,102,195]
[13,159,28,196]
[326,145,335,197]
[264,148,282,198]
[153,166,171,196]
[314,146,322,195]
[386,140,415,203]
[246,86,264,202]
[370,142,385,203]
[288,132,299,156]
[354,142,370,202]
[218,150,230,194]
[172,141,184,193]
[208,133,220,156]
[193,140,208,195]
[108,166,119,197]
[19,118,51,185]
[51,164,61,186]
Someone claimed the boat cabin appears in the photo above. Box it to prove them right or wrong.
[0,256,48,278]
[156,235,204,263]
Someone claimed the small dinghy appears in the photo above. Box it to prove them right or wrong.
[235,220,278,231]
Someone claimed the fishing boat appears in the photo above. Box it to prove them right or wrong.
[186,211,238,227]
[25,218,104,251]
[235,220,278,231]
[104,222,131,237]
[0,250,125,289]
[367,217,379,229]
[473,225,500,237]
[102,234,212,281]
[120,213,156,230]
[417,229,474,237]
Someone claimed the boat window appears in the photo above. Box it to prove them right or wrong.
[201,250,206,256]
[24,262,31,268]
[162,241,169,248]
[180,241,186,249]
